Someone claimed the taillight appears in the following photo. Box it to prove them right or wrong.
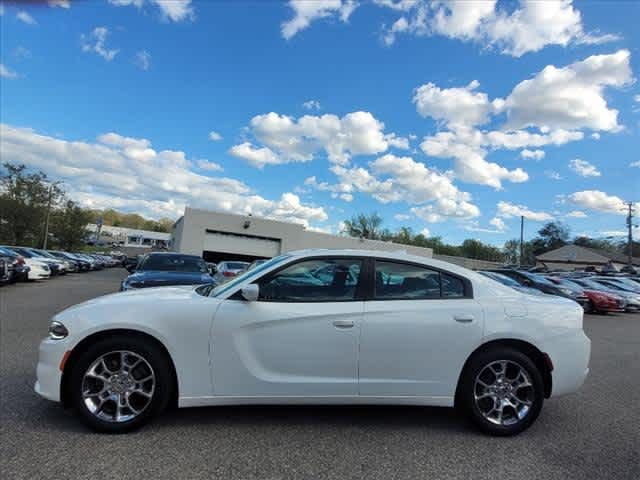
[223,271,235,277]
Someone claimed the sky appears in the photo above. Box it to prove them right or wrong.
[0,0,639,245]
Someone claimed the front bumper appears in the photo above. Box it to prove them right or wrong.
[34,337,69,402]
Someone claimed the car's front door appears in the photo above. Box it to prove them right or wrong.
[211,257,364,397]
[359,260,484,399]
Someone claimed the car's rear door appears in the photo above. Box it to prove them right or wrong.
[359,259,484,399]
[211,256,364,397]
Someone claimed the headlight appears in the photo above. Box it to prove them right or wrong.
[48,321,68,340]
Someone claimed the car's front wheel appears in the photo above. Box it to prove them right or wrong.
[459,347,544,436]
[69,336,172,433]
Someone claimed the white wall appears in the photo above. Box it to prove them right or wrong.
[173,207,433,258]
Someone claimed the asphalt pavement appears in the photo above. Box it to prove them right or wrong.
[1,268,638,479]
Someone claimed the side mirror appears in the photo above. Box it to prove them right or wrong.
[126,264,136,273]
[241,284,259,302]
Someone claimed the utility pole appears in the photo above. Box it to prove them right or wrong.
[42,183,54,250]
[519,215,524,267]
[626,202,635,269]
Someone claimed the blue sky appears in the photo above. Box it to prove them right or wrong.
[1,0,639,245]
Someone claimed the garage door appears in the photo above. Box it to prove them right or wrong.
[203,230,281,258]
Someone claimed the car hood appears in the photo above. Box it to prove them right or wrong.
[61,284,205,313]
[124,270,214,287]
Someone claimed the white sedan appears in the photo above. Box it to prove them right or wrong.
[35,250,590,435]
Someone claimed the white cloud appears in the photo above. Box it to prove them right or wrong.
[545,170,562,180]
[208,131,223,141]
[630,160,640,168]
[394,213,411,221]
[196,160,223,172]
[134,50,151,70]
[489,216,507,231]
[234,111,396,166]
[302,100,321,111]
[420,127,529,189]
[282,0,358,39]
[503,49,632,132]
[569,158,601,177]
[415,51,630,188]
[109,0,194,22]
[496,201,553,221]
[379,0,619,57]
[16,11,37,25]
[0,123,327,227]
[0,64,18,79]
[568,190,630,215]
[591,132,600,140]
[48,1,70,8]
[413,80,496,128]
[566,210,587,218]
[384,133,410,149]
[229,142,282,169]
[634,94,640,103]
[520,149,544,160]
[81,27,119,61]
[420,227,431,237]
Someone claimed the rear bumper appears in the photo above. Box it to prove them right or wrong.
[541,330,591,397]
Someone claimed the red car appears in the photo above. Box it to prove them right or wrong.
[582,289,626,313]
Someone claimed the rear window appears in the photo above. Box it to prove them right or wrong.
[139,255,207,272]
[226,262,249,270]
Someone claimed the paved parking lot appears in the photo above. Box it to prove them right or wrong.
[1,269,639,480]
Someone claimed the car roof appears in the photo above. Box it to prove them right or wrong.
[285,249,479,278]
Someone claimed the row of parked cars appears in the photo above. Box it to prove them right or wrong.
[479,268,640,314]
[0,245,122,285]
[119,254,269,291]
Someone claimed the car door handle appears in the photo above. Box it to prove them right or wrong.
[332,319,355,328]
[454,315,474,323]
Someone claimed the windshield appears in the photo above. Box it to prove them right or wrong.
[212,255,291,297]
[138,255,208,273]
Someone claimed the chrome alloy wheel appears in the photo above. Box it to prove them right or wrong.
[81,351,155,423]
[474,360,534,426]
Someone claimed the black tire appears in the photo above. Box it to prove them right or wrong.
[458,347,544,436]
[69,336,172,433]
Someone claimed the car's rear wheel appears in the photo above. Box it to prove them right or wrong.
[459,347,544,436]
[69,336,172,433]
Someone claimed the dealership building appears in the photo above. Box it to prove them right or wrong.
[171,207,433,263]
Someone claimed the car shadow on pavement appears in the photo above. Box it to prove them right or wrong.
[157,404,472,434]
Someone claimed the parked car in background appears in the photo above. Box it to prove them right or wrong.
[1,246,51,280]
[0,255,10,285]
[0,246,30,283]
[478,271,545,295]
[8,246,67,276]
[570,277,640,312]
[123,256,140,272]
[47,251,85,272]
[487,269,587,309]
[29,248,76,273]
[591,276,640,294]
[212,261,250,283]
[546,276,625,314]
[120,252,215,291]
[36,250,590,436]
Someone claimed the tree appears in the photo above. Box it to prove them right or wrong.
[535,221,570,252]
[342,212,384,240]
[0,163,63,246]
[50,200,92,250]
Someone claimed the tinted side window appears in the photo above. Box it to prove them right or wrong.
[258,258,362,302]
[441,274,465,298]
[374,261,441,300]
